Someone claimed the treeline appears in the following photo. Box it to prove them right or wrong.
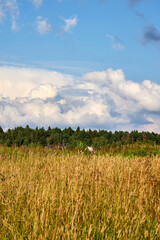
[0,125,160,148]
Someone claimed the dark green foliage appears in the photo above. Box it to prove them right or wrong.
[0,125,160,150]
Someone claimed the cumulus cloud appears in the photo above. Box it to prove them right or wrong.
[37,16,51,34]
[63,16,77,33]
[29,84,58,100]
[107,34,125,50]
[0,66,74,99]
[0,66,160,132]
[142,25,160,44]
[83,69,160,112]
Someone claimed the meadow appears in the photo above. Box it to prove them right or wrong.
[0,146,160,239]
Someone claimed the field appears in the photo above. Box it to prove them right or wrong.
[0,147,160,239]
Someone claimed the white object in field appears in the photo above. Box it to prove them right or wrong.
[87,146,94,152]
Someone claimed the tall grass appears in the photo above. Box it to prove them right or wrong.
[0,147,160,239]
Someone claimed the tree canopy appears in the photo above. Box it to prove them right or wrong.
[0,126,160,148]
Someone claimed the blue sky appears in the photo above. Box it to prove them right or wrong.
[0,0,160,132]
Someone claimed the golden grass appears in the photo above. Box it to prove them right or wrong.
[0,147,160,239]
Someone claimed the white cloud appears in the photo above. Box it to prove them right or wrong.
[63,16,77,33]
[0,0,45,31]
[142,118,160,133]
[37,16,51,34]
[32,0,43,8]
[0,5,5,22]
[0,66,160,132]
[0,0,19,30]
[0,66,74,99]
[11,15,18,30]
[83,68,125,84]
[112,43,125,50]
[83,68,160,112]
[29,84,57,100]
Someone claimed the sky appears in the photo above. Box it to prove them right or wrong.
[0,0,160,132]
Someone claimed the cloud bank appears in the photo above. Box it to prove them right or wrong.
[0,66,160,132]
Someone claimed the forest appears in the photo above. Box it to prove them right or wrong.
[0,125,160,149]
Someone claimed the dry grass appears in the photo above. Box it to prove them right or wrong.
[0,146,160,239]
